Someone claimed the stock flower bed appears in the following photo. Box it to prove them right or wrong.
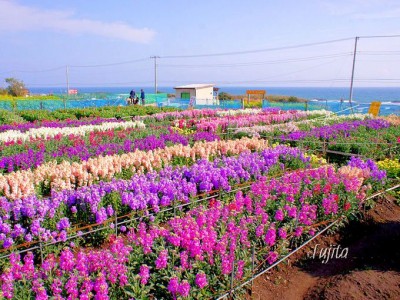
[269,118,400,161]
[0,145,309,250]
[0,108,305,173]
[0,129,221,174]
[232,113,369,137]
[193,110,322,133]
[0,137,269,200]
[0,106,397,299]
[0,106,178,124]
[0,161,385,299]
[0,117,127,133]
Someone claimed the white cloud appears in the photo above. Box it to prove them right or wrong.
[0,0,156,43]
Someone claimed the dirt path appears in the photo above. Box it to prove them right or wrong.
[249,195,400,300]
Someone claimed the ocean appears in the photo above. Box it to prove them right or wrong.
[29,86,400,103]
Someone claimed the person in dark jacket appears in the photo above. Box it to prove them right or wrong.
[129,89,136,103]
[140,89,145,105]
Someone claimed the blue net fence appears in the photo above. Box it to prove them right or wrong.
[1,93,399,115]
[155,98,243,110]
[0,93,169,111]
[261,99,400,116]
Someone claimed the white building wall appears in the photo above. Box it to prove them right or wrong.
[195,87,214,105]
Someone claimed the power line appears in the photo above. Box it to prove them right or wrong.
[69,57,150,68]
[0,66,65,75]
[160,37,354,59]
[158,52,352,68]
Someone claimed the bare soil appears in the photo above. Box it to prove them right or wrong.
[249,195,400,300]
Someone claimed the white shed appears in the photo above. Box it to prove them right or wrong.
[174,84,219,105]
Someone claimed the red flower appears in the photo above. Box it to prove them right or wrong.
[228,203,237,211]
[209,199,217,208]
[397,137,400,143]
[344,202,351,211]
[333,194,339,203]
[323,184,332,194]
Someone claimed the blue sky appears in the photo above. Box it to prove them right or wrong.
[1,0,400,89]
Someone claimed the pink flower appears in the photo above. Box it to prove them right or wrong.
[235,260,245,280]
[265,226,276,247]
[195,272,208,289]
[178,280,191,297]
[139,265,150,285]
[168,277,179,294]
[267,251,278,264]
[155,250,168,269]
[278,227,287,239]
[275,209,284,221]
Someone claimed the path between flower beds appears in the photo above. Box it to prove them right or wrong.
[249,194,400,300]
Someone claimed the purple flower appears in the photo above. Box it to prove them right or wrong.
[56,217,70,231]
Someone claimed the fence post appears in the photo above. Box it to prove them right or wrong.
[251,243,256,296]
[115,212,118,236]
[230,259,235,298]
[39,241,44,263]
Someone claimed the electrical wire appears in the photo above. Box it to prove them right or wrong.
[160,37,354,58]
[69,57,150,68]
[158,52,352,68]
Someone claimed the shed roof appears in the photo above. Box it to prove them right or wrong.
[174,84,215,89]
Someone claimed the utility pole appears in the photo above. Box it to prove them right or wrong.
[150,56,160,94]
[65,65,69,110]
[349,37,359,114]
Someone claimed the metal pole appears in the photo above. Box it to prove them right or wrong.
[349,37,359,114]
[150,56,160,94]
[65,65,69,110]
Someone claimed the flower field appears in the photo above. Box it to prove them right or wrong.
[0,107,399,299]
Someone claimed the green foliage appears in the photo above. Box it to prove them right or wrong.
[18,110,56,122]
[218,92,234,100]
[0,109,26,124]
[5,77,27,97]
[288,96,299,102]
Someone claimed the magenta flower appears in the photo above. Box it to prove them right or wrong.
[155,250,168,269]
[195,272,208,289]
[235,260,245,280]
[178,280,191,297]
[265,226,276,247]
[275,209,284,221]
[267,251,279,264]
[278,227,287,239]
[139,265,150,285]
[168,277,179,294]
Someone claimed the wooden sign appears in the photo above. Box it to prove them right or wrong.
[246,90,266,95]
[368,101,381,117]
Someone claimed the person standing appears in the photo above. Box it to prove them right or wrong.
[140,89,145,105]
[128,89,136,105]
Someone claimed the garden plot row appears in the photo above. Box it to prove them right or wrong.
[0,108,398,299]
